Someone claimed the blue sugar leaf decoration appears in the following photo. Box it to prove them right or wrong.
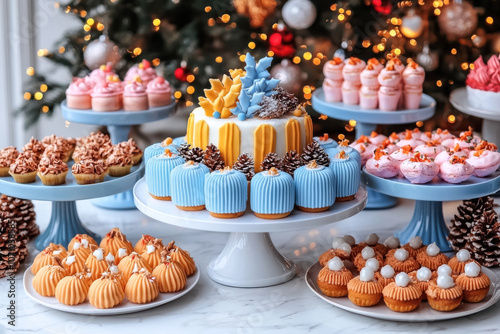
[245,52,256,67]
[246,105,261,118]
[251,92,265,105]
[256,57,273,73]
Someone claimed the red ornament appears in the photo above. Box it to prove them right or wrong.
[174,65,190,82]
[372,0,392,15]
[269,24,296,59]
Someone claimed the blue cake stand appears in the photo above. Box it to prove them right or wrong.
[363,169,500,252]
[312,88,436,209]
[61,99,176,209]
[0,164,144,250]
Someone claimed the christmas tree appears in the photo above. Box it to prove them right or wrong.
[20,0,498,134]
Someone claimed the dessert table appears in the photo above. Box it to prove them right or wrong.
[2,199,500,333]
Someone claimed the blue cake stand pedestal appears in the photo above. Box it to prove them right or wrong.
[61,99,175,210]
[0,164,144,250]
[312,88,436,209]
[363,169,500,252]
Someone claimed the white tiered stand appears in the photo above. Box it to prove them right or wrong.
[133,177,367,288]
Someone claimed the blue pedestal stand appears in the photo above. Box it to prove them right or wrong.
[0,163,144,250]
[363,169,500,252]
[312,88,436,209]
[61,99,176,209]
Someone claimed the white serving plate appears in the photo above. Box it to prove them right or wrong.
[24,265,200,315]
[305,262,500,322]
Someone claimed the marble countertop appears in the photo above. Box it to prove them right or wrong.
[1,198,499,334]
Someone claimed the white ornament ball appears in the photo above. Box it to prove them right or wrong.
[426,242,440,257]
[282,0,317,30]
[409,236,423,249]
[384,236,400,249]
[84,35,121,70]
[401,9,424,39]
[416,267,432,282]
[270,59,304,96]
[365,233,379,246]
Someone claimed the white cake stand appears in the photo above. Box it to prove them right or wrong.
[450,87,500,145]
[133,177,367,288]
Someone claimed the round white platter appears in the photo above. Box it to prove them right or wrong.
[23,265,200,316]
[305,262,500,322]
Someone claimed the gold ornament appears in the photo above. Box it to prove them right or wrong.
[198,70,244,118]
[233,0,277,28]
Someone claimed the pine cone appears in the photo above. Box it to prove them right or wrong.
[281,150,303,177]
[466,208,500,267]
[255,87,300,119]
[301,141,330,167]
[261,153,282,172]
[178,144,204,163]
[233,153,255,181]
[203,144,225,172]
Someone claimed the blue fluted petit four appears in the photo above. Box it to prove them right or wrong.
[294,160,336,212]
[144,137,180,165]
[250,167,294,219]
[313,133,338,150]
[329,150,360,201]
[146,149,184,200]
[205,167,248,218]
[170,160,210,210]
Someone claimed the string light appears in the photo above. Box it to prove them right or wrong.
[186,101,193,107]
[187,74,195,83]
[486,17,494,24]
[293,56,301,64]
[152,58,160,66]
[461,62,468,70]
[153,18,161,26]
[313,58,321,65]
[436,80,442,87]
[83,24,91,32]
[205,6,212,12]
[451,48,457,55]
[80,10,87,17]
[239,54,246,62]
[187,86,195,94]
[349,120,357,126]
[267,51,274,57]
[248,42,256,49]
[65,121,70,128]
[86,18,94,25]
[23,92,31,100]
[133,47,142,56]
[215,56,223,63]
[40,84,47,92]
[260,34,267,40]
[448,115,456,123]
[416,121,423,127]
[26,67,35,76]
[42,106,49,113]
[221,14,230,23]
[174,91,182,99]
[96,23,104,31]
[58,46,65,53]
[34,92,43,100]
[303,52,312,60]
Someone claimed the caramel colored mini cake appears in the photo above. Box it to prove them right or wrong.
[456,262,491,303]
[383,272,423,312]
[100,228,135,257]
[356,233,388,256]
[115,248,129,265]
[141,239,164,269]
[385,248,420,273]
[409,267,435,300]
[106,150,133,177]
[347,267,384,307]
[31,243,67,275]
[37,157,68,186]
[117,252,152,281]
[317,257,354,297]
[0,147,19,177]
[353,246,384,272]
[85,247,112,281]
[416,242,449,271]
[426,274,463,311]
[88,272,125,309]
[448,249,480,274]
[375,265,396,287]
[125,267,159,304]
[319,238,352,266]
[68,234,98,251]
[152,256,187,293]
[71,160,108,185]
[9,152,39,184]
[167,241,196,276]
[32,264,68,297]
[67,240,92,273]
[108,264,127,291]
[55,271,92,306]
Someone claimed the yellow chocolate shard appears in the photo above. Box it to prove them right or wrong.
[198,97,214,117]
[209,78,224,92]
[204,88,218,102]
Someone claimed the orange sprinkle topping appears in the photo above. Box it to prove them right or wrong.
[404,130,413,140]
[331,57,343,65]
[338,134,345,140]
[338,139,349,147]
[164,149,172,157]
[374,148,386,161]
[370,131,378,138]
[348,57,362,65]
[453,144,461,152]
[425,131,432,138]
[366,63,374,70]
[186,160,194,166]
[450,155,467,164]
[409,61,419,69]
[386,63,395,71]
[319,133,329,141]
[402,145,413,154]
[380,138,391,148]
[356,135,370,144]
[475,140,497,151]
[426,140,441,147]
[368,58,380,66]
[161,137,173,146]
[307,160,318,169]
[319,114,328,120]
[413,128,420,133]
[410,153,431,163]
[474,150,484,157]
[391,58,402,65]
[359,145,366,152]
[390,132,399,140]
[336,150,348,159]
[268,167,279,175]
[459,126,474,141]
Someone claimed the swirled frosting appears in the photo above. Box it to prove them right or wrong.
[146,76,171,94]
[115,138,142,156]
[10,152,39,174]
[72,159,108,175]
[91,82,120,98]
[0,147,19,167]
[66,77,93,96]
[42,144,67,161]
[107,152,132,166]
[38,157,68,175]
[466,55,500,91]
[23,137,45,155]
[73,145,101,161]
[124,80,147,97]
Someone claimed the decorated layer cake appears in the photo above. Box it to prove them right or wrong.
[466,55,500,112]
[185,53,313,171]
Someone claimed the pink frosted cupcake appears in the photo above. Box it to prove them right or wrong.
[454,128,481,150]
[106,74,124,108]
[89,63,116,85]
[324,79,342,103]
[124,60,157,85]
[146,77,172,107]
[365,148,399,178]
[350,136,377,166]
[414,141,445,159]
[432,128,454,142]
[390,145,413,168]
[360,64,380,88]
[91,82,121,111]
[123,80,148,111]
[379,138,400,154]
[403,61,425,86]
[367,58,384,74]
[342,57,366,82]
[378,62,402,111]
[323,57,344,81]
[467,149,500,177]
[66,78,93,109]
[369,132,387,146]
[435,144,468,166]
[342,81,361,105]
[359,85,377,109]
[378,62,402,88]
[400,153,439,184]
[397,130,424,149]
[440,155,475,183]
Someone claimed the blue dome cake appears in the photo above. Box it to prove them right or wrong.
[294,160,336,212]
[250,167,294,219]
[328,138,361,168]
[205,167,248,218]
[146,149,184,200]
[329,150,360,202]
[170,161,210,210]
[144,137,180,165]
[313,133,337,151]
